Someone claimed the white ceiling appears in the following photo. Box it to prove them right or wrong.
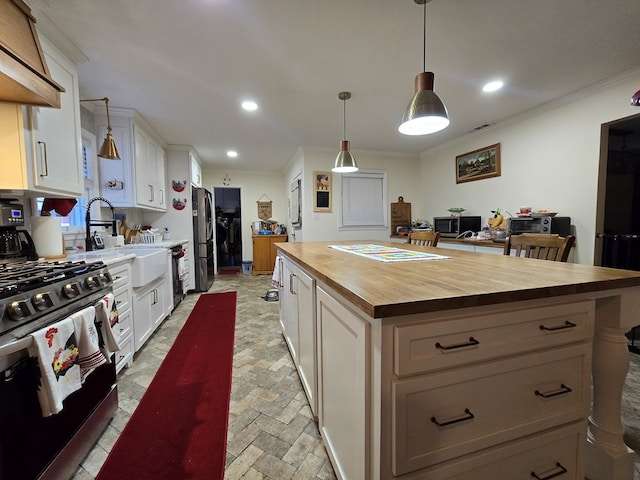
[29,0,640,171]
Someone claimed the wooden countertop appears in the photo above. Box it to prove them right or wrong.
[275,241,640,318]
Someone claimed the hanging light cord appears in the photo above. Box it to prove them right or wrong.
[422,0,427,72]
[343,98,347,140]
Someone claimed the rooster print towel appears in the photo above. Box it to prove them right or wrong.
[28,317,82,417]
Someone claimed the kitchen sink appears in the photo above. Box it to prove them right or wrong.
[120,247,168,287]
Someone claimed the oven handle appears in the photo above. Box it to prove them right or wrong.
[0,298,108,359]
[0,336,33,358]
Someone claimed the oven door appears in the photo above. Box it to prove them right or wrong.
[508,217,542,235]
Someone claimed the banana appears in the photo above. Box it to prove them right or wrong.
[489,214,503,229]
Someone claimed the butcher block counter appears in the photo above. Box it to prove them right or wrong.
[275,240,640,480]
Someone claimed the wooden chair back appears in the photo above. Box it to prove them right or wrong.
[503,233,575,262]
[407,231,440,247]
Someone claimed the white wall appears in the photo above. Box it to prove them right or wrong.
[418,68,640,265]
[202,168,285,262]
[287,147,420,243]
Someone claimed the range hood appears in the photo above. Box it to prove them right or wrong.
[0,0,64,108]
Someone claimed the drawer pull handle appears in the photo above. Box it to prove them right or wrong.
[531,462,567,479]
[431,408,474,427]
[435,337,479,351]
[539,321,576,331]
[535,384,572,398]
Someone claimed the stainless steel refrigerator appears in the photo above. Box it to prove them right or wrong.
[192,187,215,292]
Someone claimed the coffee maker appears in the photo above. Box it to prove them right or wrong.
[0,199,39,263]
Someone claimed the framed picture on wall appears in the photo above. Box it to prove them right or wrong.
[455,143,501,184]
[313,171,332,212]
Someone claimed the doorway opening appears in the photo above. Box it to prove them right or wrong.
[214,187,242,273]
[598,112,640,352]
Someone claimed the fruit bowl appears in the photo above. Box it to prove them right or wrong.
[447,207,465,216]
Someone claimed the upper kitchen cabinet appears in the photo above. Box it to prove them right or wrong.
[0,34,83,196]
[191,152,202,187]
[96,109,167,212]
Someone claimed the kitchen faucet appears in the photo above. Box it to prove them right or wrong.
[85,196,117,251]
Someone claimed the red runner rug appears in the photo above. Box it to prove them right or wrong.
[96,291,237,480]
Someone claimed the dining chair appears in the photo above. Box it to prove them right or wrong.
[503,233,575,262]
[406,231,441,247]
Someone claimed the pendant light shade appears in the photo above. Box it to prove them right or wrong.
[333,92,358,173]
[399,0,449,136]
[80,97,121,160]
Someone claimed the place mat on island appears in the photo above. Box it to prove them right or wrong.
[329,244,450,263]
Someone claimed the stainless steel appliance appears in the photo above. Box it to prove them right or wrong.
[171,245,185,307]
[507,216,571,236]
[0,260,117,480]
[192,187,214,292]
[433,215,482,238]
[0,199,38,262]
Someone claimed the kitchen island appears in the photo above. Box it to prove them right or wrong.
[275,241,640,480]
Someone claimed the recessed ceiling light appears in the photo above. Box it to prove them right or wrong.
[241,100,258,111]
[482,80,504,93]
[227,150,238,158]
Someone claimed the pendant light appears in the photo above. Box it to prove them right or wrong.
[80,97,121,159]
[398,0,449,136]
[333,91,359,173]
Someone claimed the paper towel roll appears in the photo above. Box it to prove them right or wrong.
[31,216,65,259]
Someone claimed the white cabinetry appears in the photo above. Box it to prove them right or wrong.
[191,153,202,187]
[132,249,172,351]
[97,109,166,211]
[279,258,594,480]
[133,124,166,210]
[279,256,317,415]
[133,276,166,351]
[0,35,83,196]
[107,258,134,373]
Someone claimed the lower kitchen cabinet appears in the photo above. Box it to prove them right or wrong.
[252,234,287,274]
[133,276,167,351]
[279,256,317,416]
[107,258,134,374]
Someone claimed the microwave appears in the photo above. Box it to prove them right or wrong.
[507,216,571,236]
[433,216,482,238]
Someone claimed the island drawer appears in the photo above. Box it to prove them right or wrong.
[398,421,586,480]
[391,343,590,476]
[394,299,593,377]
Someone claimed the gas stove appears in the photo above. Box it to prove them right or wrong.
[0,260,113,347]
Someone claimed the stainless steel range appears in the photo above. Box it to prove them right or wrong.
[0,260,118,480]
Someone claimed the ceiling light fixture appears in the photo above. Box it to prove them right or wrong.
[332,91,358,173]
[227,150,238,158]
[632,90,640,106]
[483,80,504,92]
[399,0,449,136]
[241,100,258,111]
[80,97,120,159]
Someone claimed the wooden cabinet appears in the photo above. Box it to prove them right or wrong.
[97,109,166,211]
[279,256,317,416]
[0,35,83,196]
[252,234,287,274]
[107,258,134,374]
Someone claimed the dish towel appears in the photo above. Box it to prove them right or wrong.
[71,305,106,382]
[28,318,82,417]
[178,256,186,281]
[95,293,121,362]
[271,255,281,288]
